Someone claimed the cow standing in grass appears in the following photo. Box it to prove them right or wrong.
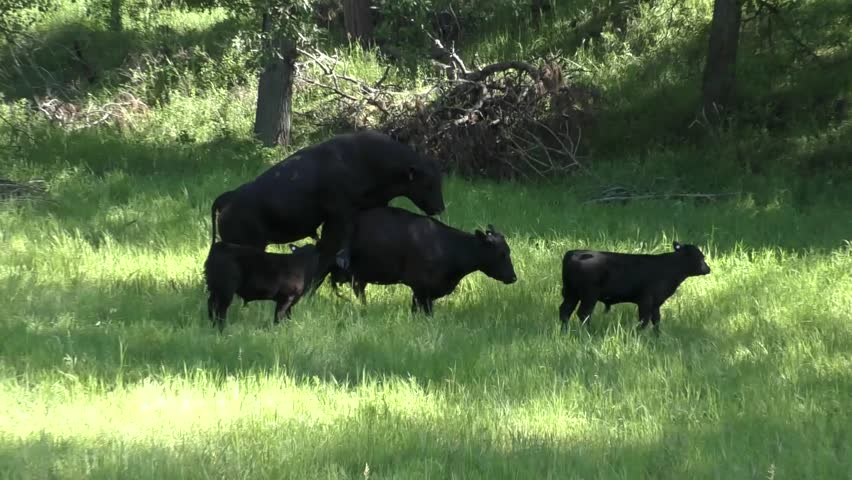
[210,130,445,276]
[559,241,711,334]
[203,242,338,332]
[326,206,518,314]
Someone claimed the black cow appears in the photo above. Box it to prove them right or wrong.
[210,130,445,269]
[203,242,336,332]
[325,207,518,314]
[559,241,711,334]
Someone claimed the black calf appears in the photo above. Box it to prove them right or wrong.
[559,241,711,334]
[326,207,517,314]
[203,242,334,332]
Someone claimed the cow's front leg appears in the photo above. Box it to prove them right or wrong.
[311,215,354,297]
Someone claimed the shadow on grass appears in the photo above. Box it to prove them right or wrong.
[0,15,247,102]
[2,246,850,389]
[0,395,848,478]
[439,177,852,256]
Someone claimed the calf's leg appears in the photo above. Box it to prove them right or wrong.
[353,280,367,305]
[650,307,662,335]
[576,295,597,327]
[207,296,215,324]
[410,292,432,315]
[274,295,297,325]
[559,292,580,334]
[422,297,434,316]
[636,300,653,331]
[211,294,233,333]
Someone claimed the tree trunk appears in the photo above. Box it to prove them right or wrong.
[253,13,297,147]
[701,0,743,118]
[343,0,373,47]
[109,0,122,31]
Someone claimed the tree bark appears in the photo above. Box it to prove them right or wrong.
[701,0,743,118]
[343,0,373,47]
[253,13,297,147]
[109,0,122,31]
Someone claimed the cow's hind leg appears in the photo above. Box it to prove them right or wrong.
[576,294,597,328]
[559,291,580,334]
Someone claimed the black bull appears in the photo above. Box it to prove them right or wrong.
[211,130,446,276]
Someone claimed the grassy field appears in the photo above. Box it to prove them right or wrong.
[1,0,851,477]
[1,135,851,478]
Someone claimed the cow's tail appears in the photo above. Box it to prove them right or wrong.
[210,190,234,246]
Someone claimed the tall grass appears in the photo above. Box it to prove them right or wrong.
[1,125,851,477]
[1,0,851,477]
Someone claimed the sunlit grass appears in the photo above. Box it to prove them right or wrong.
[1,0,851,476]
[1,147,851,477]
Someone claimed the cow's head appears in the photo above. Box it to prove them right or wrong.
[673,241,711,276]
[474,225,517,284]
[402,155,445,216]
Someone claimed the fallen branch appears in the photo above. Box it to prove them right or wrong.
[464,61,541,83]
[585,191,738,204]
[33,93,148,131]
[0,178,52,204]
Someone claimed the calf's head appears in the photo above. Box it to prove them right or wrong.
[290,243,348,268]
[401,156,445,216]
[474,225,517,284]
[288,243,317,256]
[673,241,711,276]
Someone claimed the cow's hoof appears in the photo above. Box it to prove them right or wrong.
[335,256,350,271]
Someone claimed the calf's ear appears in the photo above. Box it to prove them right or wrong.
[408,166,417,182]
[475,229,488,241]
[673,241,682,251]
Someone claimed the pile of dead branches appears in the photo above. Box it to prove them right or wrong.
[298,41,600,180]
[387,52,599,178]
[0,178,49,204]
[33,92,148,131]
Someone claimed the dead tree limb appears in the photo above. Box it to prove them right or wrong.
[585,192,739,204]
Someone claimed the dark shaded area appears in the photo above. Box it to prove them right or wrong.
[2,244,850,387]
[5,118,850,254]
[1,408,848,478]
[0,15,248,103]
[1,260,849,478]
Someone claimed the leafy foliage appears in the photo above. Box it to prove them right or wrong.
[0,0,55,41]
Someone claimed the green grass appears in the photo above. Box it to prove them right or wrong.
[1,0,851,477]
[1,125,851,478]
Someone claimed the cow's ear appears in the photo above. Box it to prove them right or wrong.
[673,241,682,251]
[475,229,488,241]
